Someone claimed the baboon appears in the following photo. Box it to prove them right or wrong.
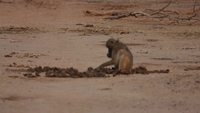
[97,38,133,74]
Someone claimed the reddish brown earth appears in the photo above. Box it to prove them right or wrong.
[0,0,200,113]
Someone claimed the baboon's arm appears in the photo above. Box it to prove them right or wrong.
[98,60,114,68]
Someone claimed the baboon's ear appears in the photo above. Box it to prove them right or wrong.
[110,39,115,43]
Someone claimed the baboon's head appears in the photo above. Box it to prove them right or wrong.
[106,38,117,48]
[106,38,119,58]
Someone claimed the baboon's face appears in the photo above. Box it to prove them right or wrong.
[106,38,116,58]
[107,47,112,58]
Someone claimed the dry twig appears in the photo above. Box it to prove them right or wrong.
[150,0,173,15]
[86,0,200,24]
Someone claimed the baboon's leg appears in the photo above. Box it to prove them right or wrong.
[118,54,132,74]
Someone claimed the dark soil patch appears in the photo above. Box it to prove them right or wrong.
[1,96,23,101]
[99,88,112,91]
[0,95,34,101]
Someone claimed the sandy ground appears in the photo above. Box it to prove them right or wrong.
[0,0,200,113]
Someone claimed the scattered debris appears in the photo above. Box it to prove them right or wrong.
[99,3,137,11]
[4,52,46,59]
[24,72,40,78]
[125,43,145,46]
[4,52,18,58]
[84,10,113,16]
[8,76,20,79]
[24,0,59,9]
[0,26,43,34]
[0,0,14,4]
[104,11,149,20]
[61,25,129,35]
[146,39,159,42]
[4,54,12,57]
[152,57,173,61]
[99,88,112,91]
[184,66,200,71]
[5,62,30,72]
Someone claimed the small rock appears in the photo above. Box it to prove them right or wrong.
[85,24,94,27]
[4,54,12,57]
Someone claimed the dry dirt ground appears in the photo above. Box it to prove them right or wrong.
[0,0,200,113]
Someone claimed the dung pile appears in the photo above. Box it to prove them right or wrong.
[23,66,169,78]
[24,66,114,78]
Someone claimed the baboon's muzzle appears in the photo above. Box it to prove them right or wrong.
[107,48,112,58]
